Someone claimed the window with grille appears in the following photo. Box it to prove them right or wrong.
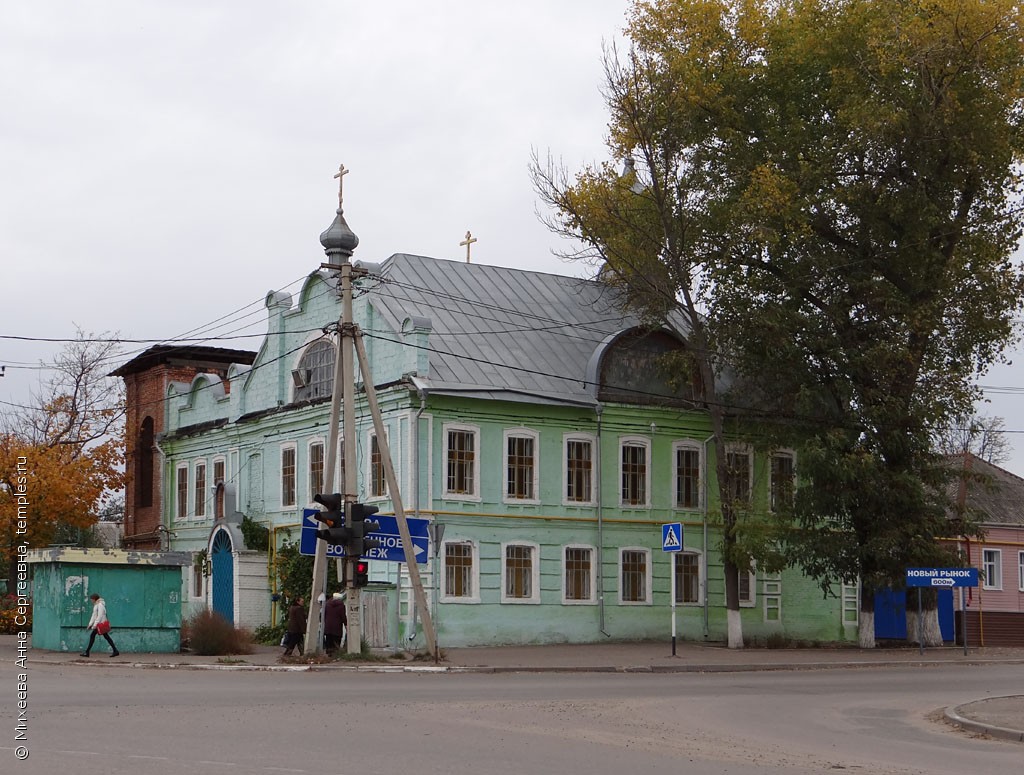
[445,543,474,599]
[295,340,336,401]
[308,442,324,502]
[194,462,207,517]
[506,434,536,500]
[446,428,476,495]
[504,544,534,600]
[675,445,700,509]
[674,552,700,604]
[565,438,593,503]
[564,546,593,602]
[621,549,648,603]
[370,434,386,497]
[621,442,647,506]
[726,449,751,506]
[281,446,296,507]
[770,452,795,512]
[176,465,189,519]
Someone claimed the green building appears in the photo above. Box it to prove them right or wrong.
[116,206,857,649]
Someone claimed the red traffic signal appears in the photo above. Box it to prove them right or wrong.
[354,560,369,588]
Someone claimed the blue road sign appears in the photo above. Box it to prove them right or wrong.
[662,522,683,552]
[905,567,979,588]
[300,508,430,564]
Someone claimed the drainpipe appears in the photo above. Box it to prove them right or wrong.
[414,387,433,637]
[701,433,714,638]
[596,403,610,637]
[153,434,167,545]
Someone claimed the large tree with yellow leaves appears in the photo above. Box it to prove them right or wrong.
[536,0,1024,647]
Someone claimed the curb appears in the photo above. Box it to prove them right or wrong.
[32,657,1024,675]
[945,697,1024,744]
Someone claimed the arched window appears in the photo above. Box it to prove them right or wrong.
[136,416,155,508]
[597,330,700,406]
[294,340,336,401]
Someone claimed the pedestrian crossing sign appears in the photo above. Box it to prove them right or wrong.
[662,522,683,552]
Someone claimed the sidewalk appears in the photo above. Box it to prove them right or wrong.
[6,635,1023,743]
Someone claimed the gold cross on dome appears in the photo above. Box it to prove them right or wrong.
[333,163,349,208]
[459,230,478,263]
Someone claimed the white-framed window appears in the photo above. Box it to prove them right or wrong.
[673,441,701,510]
[212,457,226,518]
[619,547,651,604]
[982,549,1002,590]
[190,555,205,599]
[1019,551,1024,592]
[763,573,782,622]
[308,440,325,502]
[841,580,859,627]
[501,542,540,603]
[176,464,189,519]
[725,445,752,507]
[770,451,795,512]
[620,436,650,507]
[674,551,702,604]
[563,434,595,505]
[444,424,479,498]
[738,566,756,607]
[369,432,387,498]
[193,461,207,518]
[441,540,480,603]
[562,545,596,604]
[504,429,539,503]
[294,339,336,402]
[280,443,297,508]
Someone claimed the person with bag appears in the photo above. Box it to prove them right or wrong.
[81,592,120,658]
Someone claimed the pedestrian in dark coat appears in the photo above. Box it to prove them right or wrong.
[323,592,347,653]
[282,597,306,656]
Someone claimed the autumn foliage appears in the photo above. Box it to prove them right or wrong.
[0,334,125,582]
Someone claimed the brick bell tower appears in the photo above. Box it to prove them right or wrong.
[111,345,255,549]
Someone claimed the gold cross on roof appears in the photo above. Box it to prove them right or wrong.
[333,163,349,208]
[459,230,478,263]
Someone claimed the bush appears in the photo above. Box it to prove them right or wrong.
[185,610,254,656]
[253,622,286,646]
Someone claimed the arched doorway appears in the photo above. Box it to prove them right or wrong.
[210,529,234,624]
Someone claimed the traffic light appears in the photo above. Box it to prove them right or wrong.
[353,560,369,588]
[349,503,381,556]
[312,493,351,546]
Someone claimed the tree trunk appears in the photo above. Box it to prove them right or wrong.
[858,583,876,649]
[906,588,943,646]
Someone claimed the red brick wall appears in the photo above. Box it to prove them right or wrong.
[122,364,220,548]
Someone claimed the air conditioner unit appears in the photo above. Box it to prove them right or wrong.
[291,368,310,389]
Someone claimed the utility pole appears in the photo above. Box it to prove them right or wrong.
[305,164,361,655]
[306,164,436,657]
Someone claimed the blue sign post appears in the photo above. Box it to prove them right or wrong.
[300,509,430,564]
[905,567,979,656]
[662,522,684,655]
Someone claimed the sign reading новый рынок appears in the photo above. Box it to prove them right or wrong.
[905,567,979,588]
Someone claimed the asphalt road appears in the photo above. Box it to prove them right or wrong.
[3,661,1022,774]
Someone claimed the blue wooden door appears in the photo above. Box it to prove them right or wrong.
[211,530,234,624]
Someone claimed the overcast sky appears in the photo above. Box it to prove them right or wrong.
[3,1,1023,476]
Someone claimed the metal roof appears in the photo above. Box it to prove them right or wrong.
[367,254,684,406]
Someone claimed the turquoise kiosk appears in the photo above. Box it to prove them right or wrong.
[28,548,190,654]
